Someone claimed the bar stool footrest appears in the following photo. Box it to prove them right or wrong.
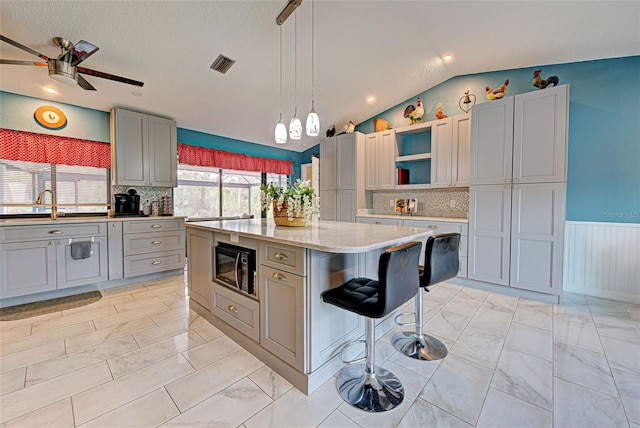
[391,331,448,361]
[336,363,404,412]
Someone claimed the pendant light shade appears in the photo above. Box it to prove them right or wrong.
[275,25,287,144]
[306,0,320,136]
[289,112,302,140]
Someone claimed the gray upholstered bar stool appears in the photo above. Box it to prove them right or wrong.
[392,233,460,361]
[322,241,422,412]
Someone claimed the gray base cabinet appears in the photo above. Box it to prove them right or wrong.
[123,218,185,278]
[0,240,57,297]
[187,227,213,310]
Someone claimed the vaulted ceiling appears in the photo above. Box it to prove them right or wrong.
[1,1,638,152]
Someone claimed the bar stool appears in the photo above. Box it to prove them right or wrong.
[322,241,422,413]
[392,233,460,361]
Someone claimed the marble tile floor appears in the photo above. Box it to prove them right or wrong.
[1,273,638,428]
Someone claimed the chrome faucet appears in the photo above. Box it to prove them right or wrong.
[35,189,58,220]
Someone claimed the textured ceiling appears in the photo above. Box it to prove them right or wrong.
[1,1,639,152]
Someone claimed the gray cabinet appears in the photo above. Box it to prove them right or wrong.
[187,227,213,310]
[364,130,395,190]
[111,108,177,187]
[0,223,107,298]
[123,218,185,278]
[107,221,124,280]
[431,114,471,188]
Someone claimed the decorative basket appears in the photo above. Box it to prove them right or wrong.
[273,201,307,227]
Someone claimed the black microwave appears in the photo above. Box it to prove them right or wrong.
[214,242,257,299]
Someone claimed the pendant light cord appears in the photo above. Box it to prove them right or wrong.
[294,9,298,115]
[311,0,314,108]
[279,25,283,121]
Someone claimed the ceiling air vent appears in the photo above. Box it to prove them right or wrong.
[210,54,236,74]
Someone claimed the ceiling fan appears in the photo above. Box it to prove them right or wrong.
[0,35,144,91]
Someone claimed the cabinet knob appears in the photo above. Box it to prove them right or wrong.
[273,272,286,281]
[505,179,511,183]
[228,305,238,313]
[513,185,519,189]
[151,224,162,228]
[274,252,288,261]
[428,225,438,229]
[58,241,62,245]
[513,179,519,183]
[49,241,54,245]
[151,260,162,265]
[151,240,162,245]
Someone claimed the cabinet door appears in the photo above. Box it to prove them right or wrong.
[113,108,149,186]
[107,222,124,281]
[430,118,453,188]
[148,115,178,187]
[468,185,512,285]
[378,130,396,189]
[0,241,56,298]
[452,114,471,187]
[336,189,356,222]
[336,134,356,190]
[470,98,514,185]
[509,183,565,294]
[513,85,568,184]
[56,236,108,289]
[319,190,336,221]
[259,266,306,371]
[319,137,336,191]
[187,228,213,310]
[364,133,378,190]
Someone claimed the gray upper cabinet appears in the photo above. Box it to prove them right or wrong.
[111,108,177,187]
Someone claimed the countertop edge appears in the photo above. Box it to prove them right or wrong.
[356,213,468,223]
[0,216,187,227]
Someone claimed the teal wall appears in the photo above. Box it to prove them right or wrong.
[301,144,320,164]
[354,56,640,224]
[0,91,302,180]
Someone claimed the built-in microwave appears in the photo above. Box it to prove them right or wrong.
[214,241,257,299]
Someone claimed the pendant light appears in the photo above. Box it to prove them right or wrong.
[275,25,287,145]
[289,10,302,140]
[305,0,320,136]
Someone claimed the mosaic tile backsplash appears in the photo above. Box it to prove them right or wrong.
[112,186,173,214]
[371,188,469,218]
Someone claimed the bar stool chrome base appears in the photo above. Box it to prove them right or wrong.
[392,331,448,361]
[337,363,404,412]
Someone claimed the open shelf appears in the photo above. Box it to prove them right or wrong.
[395,153,431,163]
[395,121,432,136]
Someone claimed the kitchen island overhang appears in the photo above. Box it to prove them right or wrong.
[186,219,431,394]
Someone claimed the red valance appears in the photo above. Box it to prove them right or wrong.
[0,129,111,168]
[178,143,293,175]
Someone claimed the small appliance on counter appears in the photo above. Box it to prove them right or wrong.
[113,188,141,216]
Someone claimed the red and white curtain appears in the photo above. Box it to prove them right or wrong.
[178,143,292,175]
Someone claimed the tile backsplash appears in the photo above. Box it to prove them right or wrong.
[112,185,173,214]
[372,188,469,218]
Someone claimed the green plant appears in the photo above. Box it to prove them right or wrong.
[260,179,320,221]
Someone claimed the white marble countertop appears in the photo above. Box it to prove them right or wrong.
[0,216,186,227]
[355,213,468,223]
[186,219,431,253]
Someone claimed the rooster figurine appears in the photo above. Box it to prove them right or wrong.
[532,69,559,90]
[404,97,424,125]
[435,103,448,120]
[326,125,335,137]
[343,121,355,134]
[485,79,509,101]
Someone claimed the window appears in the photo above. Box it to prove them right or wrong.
[0,160,109,216]
[175,164,287,219]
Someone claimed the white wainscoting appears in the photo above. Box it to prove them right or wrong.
[563,221,640,304]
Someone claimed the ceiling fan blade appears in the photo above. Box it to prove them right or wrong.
[0,59,47,66]
[77,66,144,87]
[70,40,99,66]
[0,35,49,61]
[76,74,97,91]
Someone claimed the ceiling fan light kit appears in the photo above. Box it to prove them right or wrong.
[0,34,143,91]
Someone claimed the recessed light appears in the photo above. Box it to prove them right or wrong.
[44,87,57,94]
[442,54,454,63]
[366,96,376,103]
[132,91,143,97]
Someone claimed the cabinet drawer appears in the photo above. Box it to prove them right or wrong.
[123,218,184,234]
[212,283,259,342]
[260,242,305,276]
[123,230,185,256]
[124,249,184,278]
[403,219,468,236]
[1,223,106,243]
[356,217,403,226]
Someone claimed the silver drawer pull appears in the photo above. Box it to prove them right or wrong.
[273,272,286,281]
[151,260,162,265]
[427,225,438,229]
[49,230,64,234]
[374,221,382,225]
[151,240,162,245]
[228,305,238,313]
[151,224,162,228]
[274,252,288,261]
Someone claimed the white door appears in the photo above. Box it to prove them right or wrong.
[319,138,336,191]
[468,185,512,285]
[452,114,471,187]
[513,85,568,184]
[509,182,565,294]
[430,118,453,188]
[336,134,356,190]
[337,189,356,222]
[319,190,336,221]
[364,133,378,190]
[378,130,396,189]
[470,98,514,185]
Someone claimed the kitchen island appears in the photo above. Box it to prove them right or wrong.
[186,219,431,394]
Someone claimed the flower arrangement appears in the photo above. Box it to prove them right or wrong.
[260,179,320,223]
